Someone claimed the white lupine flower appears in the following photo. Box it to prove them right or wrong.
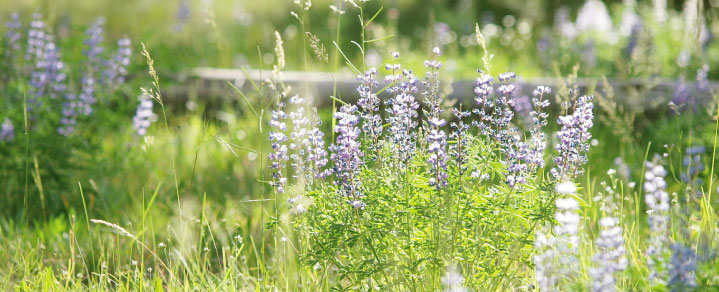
[556,181,577,194]
[132,92,157,136]
[644,161,670,283]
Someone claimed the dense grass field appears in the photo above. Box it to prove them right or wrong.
[2,0,719,291]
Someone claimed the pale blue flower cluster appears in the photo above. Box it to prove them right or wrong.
[506,86,551,187]
[132,93,156,136]
[551,93,594,181]
[288,96,330,181]
[681,145,705,196]
[4,13,21,55]
[331,105,365,209]
[356,68,383,147]
[473,71,516,146]
[103,38,132,88]
[422,47,443,120]
[644,161,669,282]
[590,216,627,292]
[1,118,13,143]
[669,243,696,291]
[449,107,471,179]
[427,117,448,189]
[385,52,420,165]
[268,97,289,194]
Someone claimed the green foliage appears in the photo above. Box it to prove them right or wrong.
[290,135,556,290]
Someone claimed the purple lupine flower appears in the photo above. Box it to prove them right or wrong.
[506,85,551,187]
[26,14,46,63]
[551,93,594,181]
[427,117,448,189]
[26,31,66,112]
[498,72,516,82]
[614,157,631,181]
[422,47,443,120]
[1,118,14,142]
[590,216,627,292]
[472,71,516,148]
[43,35,67,100]
[288,95,310,175]
[76,18,106,115]
[287,95,330,182]
[669,243,696,290]
[506,139,529,187]
[356,68,383,148]
[132,92,156,136]
[174,0,191,31]
[268,97,289,194]
[527,86,551,170]
[449,107,471,179]
[385,52,420,165]
[103,38,132,88]
[78,76,96,115]
[58,93,79,136]
[624,22,642,57]
[512,94,532,123]
[671,65,711,113]
[83,18,105,70]
[306,116,331,180]
[681,145,705,196]
[331,104,365,209]
[5,13,21,55]
[644,161,669,283]
[471,72,494,137]
[670,79,690,113]
[25,14,47,111]
[695,64,710,93]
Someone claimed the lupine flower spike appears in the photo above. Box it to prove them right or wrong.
[422,48,448,189]
[331,105,365,209]
[133,92,156,136]
[644,161,669,283]
[385,51,420,166]
[357,68,383,150]
[1,118,14,143]
[551,92,594,181]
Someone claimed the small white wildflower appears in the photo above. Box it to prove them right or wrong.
[607,168,616,175]
[628,182,636,188]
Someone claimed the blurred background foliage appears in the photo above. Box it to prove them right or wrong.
[3,0,718,79]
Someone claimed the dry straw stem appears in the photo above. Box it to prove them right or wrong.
[475,23,492,75]
[140,42,162,104]
[90,219,179,285]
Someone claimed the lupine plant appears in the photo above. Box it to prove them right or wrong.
[0,13,133,216]
[266,33,601,288]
